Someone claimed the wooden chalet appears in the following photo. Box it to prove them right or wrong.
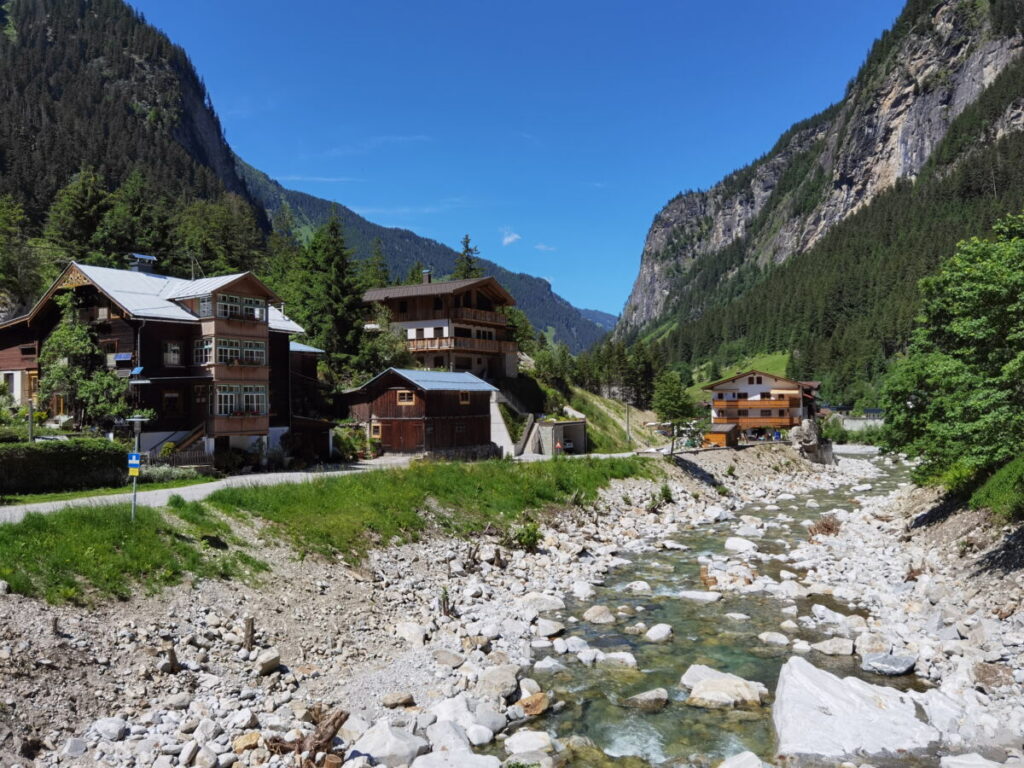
[0,257,331,456]
[362,272,519,379]
[702,369,818,444]
[346,368,497,453]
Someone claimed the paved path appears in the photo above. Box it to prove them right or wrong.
[0,455,414,525]
[489,396,516,457]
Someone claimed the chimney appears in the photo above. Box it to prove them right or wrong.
[128,253,158,274]
[422,269,432,284]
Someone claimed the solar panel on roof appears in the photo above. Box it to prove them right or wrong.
[114,352,133,362]
[130,366,144,376]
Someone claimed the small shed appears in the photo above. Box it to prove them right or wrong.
[705,422,739,448]
[345,368,497,454]
[534,418,588,455]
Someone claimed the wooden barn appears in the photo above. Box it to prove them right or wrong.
[345,368,497,454]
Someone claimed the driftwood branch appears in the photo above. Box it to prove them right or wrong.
[265,708,349,766]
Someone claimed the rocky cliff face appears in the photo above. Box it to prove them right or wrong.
[619,1,1024,335]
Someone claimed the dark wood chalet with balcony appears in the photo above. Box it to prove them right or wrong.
[0,257,331,457]
[362,272,519,379]
[702,369,818,445]
[346,368,497,453]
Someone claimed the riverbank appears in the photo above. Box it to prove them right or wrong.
[1,445,1020,767]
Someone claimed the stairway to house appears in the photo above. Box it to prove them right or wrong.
[489,393,515,458]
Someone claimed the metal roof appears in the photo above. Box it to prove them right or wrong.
[351,367,497,393]
[708,423,740,433]
[289,341,325,353]
[362,276,515,305]
[71,263,302,333]
[701,369,803,390]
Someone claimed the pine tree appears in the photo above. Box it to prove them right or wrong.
[43,167,111,263]
[293,215,362,391]
[405,259,427,285]
[452,234,484,279]
[357,237,390,290]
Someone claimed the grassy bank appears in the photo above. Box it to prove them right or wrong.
[0,501,263,604]
[210,456,654,560]
[568,388,659,452]
[0,457,652,604]
[970,455,1024,521]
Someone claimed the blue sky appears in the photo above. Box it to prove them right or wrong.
[129,1,904,315]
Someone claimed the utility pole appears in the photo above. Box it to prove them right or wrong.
[626,402,632,446]
[27,401,34,442]
[126,416,148,522]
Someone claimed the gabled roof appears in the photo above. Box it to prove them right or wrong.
[347,367,497,394]
[11,262,302,333]
[362,276,515,305]
[702,369,803,390]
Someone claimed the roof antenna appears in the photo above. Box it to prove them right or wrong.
[189,251,206,281]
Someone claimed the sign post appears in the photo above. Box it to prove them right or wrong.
[126,415,148,523]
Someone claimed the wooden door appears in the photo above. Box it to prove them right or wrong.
[393,420,424,452]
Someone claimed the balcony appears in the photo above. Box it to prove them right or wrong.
[390,308,507,326]
[712,397,802,408]
[205,361,269,382]
[207,413,269,436]
[407,337,517,355]
[712,416,800,429]
[451,307,507,325]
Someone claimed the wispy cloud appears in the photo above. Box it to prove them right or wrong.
[325,134,432,156]
[501,227,521,247]
[276,175,363,183]
[534,243,556,252]
[351,196,466,218]
[588,181,609,189]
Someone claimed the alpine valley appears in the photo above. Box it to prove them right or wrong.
[0,0,607,352]
[617,0,1024,403]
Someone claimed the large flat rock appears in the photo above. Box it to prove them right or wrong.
[773,657,940,759]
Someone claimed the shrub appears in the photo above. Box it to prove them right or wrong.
[159,441,177,458]
[715,484,729,496]
[808,514,842,538]
[0,438,125,494]
[659,483,673,504]
[510,522,542,552]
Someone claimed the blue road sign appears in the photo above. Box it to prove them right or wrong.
[127,452,142,468]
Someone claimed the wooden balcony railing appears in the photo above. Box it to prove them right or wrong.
[407,337,517,355]
[451,307,507,325]
[207,413,269,436]
[712,416,800,428]
[391,308,507,326]
[712,397,801,408]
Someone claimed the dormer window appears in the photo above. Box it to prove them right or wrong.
[198,295,213,317]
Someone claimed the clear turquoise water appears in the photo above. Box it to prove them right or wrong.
[522,450,915,766]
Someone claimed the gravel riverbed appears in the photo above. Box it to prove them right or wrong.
[1,445,1022,768]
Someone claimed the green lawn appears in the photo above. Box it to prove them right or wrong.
[0,501,263,604]
[210,456,654,561]
[0,476,216,506]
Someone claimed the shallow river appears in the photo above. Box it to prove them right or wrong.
[516,447,912,766]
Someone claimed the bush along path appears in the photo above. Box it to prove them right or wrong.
[0,444,904,768]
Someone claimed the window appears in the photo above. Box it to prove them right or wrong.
[760,409,772,417]
[242,340,266,365]
[193,385,210,405]
[242,297,267,321]
[434,327,444,338]
[215,385,239,416]
[748,377,754,384]
[454,326,472,338]
[738,409,749,417]
[398,300,408,314]
[370,423,381,438]
[193,338,213,365]
[416,328,425,340]
[242,385,267,415]
[2,373,13,396]
[433,297,443,311]
[397,390,415,405]
[459,391,471,405]
[163,341,182,367]
[162,390,182,416]
[198,295,213,317]
[778,410,786,417]
[101,340,117,368]
[755,376,763,385]
[455,423,466,434]
[216,338,241,364]
[19,345,34,357]
[433,356,444,368]
[217,294,241,318]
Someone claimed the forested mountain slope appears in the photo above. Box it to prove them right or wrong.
[0,0,604,352]
[235,159,607,353]
[617,0,1024,402]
